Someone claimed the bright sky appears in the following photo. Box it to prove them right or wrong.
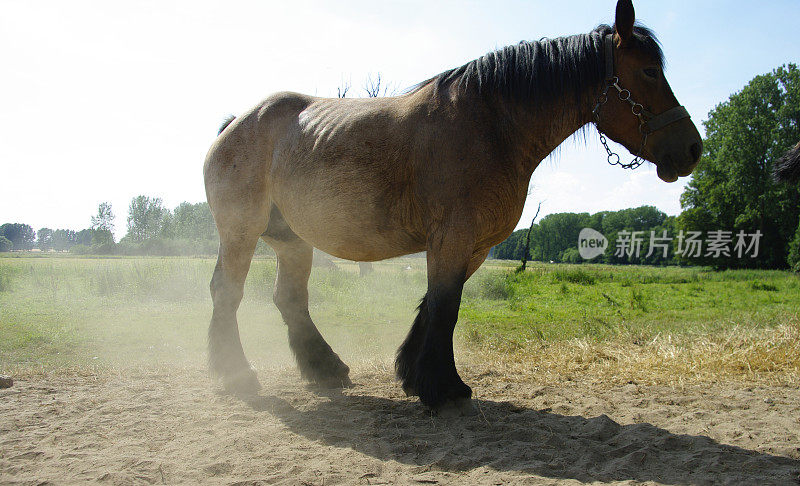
[1,1,798,239]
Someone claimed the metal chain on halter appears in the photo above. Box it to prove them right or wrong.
[592,76,648,170]
[593,34,692,171]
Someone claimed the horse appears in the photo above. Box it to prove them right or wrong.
[203,0,702,415]
[774,142,800,183]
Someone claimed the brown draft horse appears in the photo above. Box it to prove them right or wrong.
[204,0,702,415]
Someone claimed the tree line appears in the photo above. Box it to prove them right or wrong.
[0,198,224,256]
[0,224,94,252]
[493,206,680,265]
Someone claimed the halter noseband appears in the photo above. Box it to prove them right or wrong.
[593,34,691,169]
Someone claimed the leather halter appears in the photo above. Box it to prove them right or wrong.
[593,34,691,169]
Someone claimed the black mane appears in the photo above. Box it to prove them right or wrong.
[419,24,664,107]
[774,142,800,183]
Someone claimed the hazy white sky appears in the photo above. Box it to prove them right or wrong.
[1,0,798,239]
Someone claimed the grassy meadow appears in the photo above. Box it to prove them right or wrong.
[1,254,798,385]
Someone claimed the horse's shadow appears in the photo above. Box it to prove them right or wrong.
[242,390,799,485]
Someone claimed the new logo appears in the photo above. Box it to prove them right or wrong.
[578,228,608,260]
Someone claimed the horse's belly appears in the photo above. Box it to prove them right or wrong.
[288,215,424,261]
[272,189,424,261]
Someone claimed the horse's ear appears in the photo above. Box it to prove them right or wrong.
[614,0,635,45]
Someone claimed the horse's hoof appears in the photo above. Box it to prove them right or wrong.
[302,354,352,388]
[222,368,261,395]
[433,398,478,418]
[314,373,353,389]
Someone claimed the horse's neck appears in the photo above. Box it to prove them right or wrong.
[492,90,597,175]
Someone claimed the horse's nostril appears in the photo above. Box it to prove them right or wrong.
[690,142,702,162]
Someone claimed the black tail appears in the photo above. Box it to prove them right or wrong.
[218,115,236,135]
[774,142,800,183]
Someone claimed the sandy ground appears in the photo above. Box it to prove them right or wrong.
[1,365,799,485]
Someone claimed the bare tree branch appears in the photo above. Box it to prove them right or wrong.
[364,73,386,98]
[337,78,351,98]
[517,201,543,273]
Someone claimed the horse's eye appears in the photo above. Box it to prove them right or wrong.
[643,68,659,79]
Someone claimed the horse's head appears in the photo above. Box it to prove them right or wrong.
[594,0,702,182]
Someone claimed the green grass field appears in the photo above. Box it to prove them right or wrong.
[462,263,798,346]
[1,254,798,383]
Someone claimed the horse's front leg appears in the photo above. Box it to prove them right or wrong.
[402,223,477,416]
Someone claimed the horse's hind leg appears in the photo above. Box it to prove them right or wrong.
[208,230,262,393]
[264,231,351,388]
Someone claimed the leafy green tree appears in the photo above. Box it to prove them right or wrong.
[159,211,175,239]
[126,196,167,242]
[679,64,800,268]
[561,247,582,263]
[92,229,114,246]
[0,236,12,252]
[0,223,35,250]
[91,202,115,245]
[170,202,216,241]
[599,206,669,264]
[75,229,93,246]
[532,212,591,262]
[37,228,54,250]
[50,229,76,251]
[788,223,800,271]
[493,229,527,260]
[91,202,114,232]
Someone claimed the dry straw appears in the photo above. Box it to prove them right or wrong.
[460,314,800,388]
